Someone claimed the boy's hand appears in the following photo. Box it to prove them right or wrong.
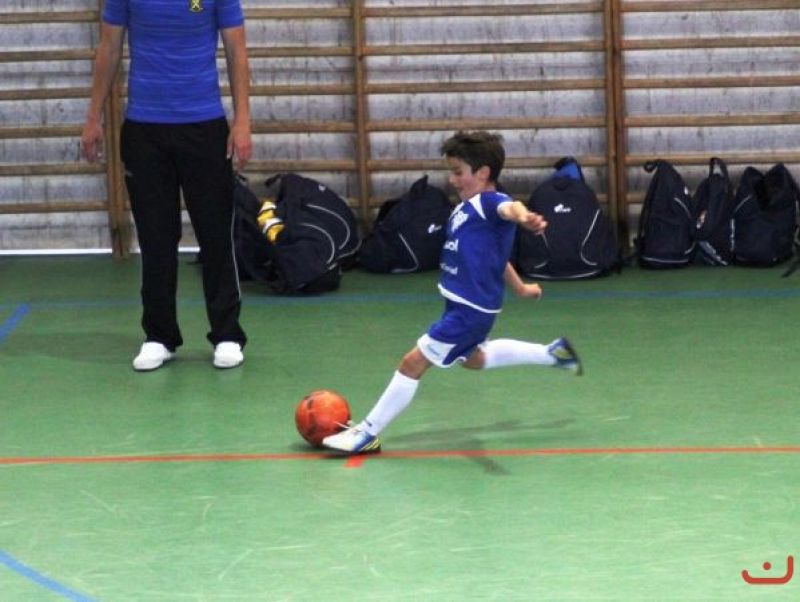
[519,211,547,235]
[504,262,542,299]
[499,201,547,234]
[516,282,542,299]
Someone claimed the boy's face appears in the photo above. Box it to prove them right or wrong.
[446,157,493,201]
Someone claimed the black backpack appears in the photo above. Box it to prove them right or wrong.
[693,157,735,266]
[733,164,799,267]
[636,160,695,269]
[358,175,452,273]
[232,173,272,282]
[513,157,618,280]
[233,173,360,294]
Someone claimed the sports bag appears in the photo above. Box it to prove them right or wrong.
[733,164,799,266]
[232,173,272,282]
[693,157,735,266]
[636,160,695,268]
[513,157,618,280]
[358,175,452,273]
[233,173,360,294]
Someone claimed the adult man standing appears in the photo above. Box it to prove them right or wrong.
[81,0,252,371]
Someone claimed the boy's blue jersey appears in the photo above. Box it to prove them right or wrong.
[438,191,516,313]
[103,0,244,124]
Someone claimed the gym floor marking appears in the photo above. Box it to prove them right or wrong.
[0,304,28,343]
[2,445,800,468]
[2,284,800,317]
[0,549,98,602]
[3,446,798,600]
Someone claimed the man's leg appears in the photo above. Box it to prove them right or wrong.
[174,118,247,349]
[121,120,183,351]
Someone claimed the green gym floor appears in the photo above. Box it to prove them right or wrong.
[1,256,799,601]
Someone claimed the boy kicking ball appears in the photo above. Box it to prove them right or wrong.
[323,131,582,455]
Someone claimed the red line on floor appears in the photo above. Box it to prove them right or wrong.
[1,446,800,466]
[0,452,327,465]
[344,455,367,468]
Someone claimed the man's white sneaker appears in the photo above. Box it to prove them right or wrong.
[213,342,244,369]
[322,424,382,455]
[132,342,175,372]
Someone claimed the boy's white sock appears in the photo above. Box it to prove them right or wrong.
[361,371,419,436]
[482,338,556,369]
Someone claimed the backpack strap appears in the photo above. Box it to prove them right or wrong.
[709,156,729,181]
[634,160,661,260]
[264,173,283,189]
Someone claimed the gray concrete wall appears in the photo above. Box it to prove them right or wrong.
[624,7,800,191]
[1,1,799,251]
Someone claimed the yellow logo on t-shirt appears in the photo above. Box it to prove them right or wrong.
[189,0,203,12]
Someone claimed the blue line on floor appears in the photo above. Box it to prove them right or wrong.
[0,304,29,343]
[242,288,800,304]
[0,549,98,602]
[0,287,799,313]
[545,288,800,301]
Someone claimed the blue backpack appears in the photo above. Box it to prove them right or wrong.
[513,157,618,280]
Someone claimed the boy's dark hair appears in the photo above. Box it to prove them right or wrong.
[440,130,505,183]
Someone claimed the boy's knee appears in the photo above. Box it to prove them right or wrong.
[399,348,430,379]
[462,349,485,370]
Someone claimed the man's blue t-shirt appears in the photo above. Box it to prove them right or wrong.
[438,191,516,313]
[103,0,244,124]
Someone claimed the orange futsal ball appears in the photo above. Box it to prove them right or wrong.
[295,389,351,447]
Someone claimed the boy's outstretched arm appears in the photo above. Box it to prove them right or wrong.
[504,262,542,299]
[498,200,547,234]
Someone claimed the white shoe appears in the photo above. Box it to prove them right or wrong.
[213,342,244,369]
[547,337,583,376]
[132,342,175,371]
[322,424,382,455]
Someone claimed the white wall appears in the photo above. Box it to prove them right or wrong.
[1,1,799,251]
